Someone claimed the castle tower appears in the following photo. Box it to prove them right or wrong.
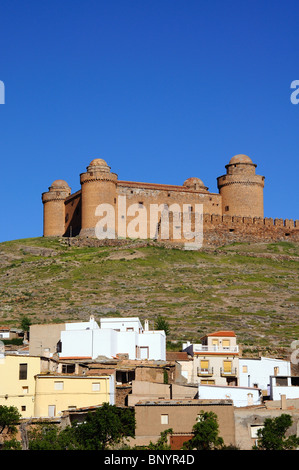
[79,158,118,237]
[217,154,265,218]
[42,180,71,236]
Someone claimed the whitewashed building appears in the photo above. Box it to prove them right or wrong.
[239,357,291,393]
[197,384,262,407]
[270,375,299,401]
[58,316,166,361]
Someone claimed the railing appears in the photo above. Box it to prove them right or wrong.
[197,367,214,377]
[193,345,239,354]
[220,367,238,377]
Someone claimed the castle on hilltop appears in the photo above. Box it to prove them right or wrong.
[42,154,298,247]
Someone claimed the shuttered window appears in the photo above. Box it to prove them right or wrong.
[19,363,28,380]
[223,361,232,373]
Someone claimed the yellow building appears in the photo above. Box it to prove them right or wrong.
[34,374,115,418]
[0,354,115,419]
[0,354,42,418]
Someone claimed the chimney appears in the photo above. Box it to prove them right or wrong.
[280,394,287,410]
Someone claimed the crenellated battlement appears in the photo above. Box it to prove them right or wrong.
[164,212,299,247]
[203,214,299,229]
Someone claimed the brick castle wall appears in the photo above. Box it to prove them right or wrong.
[42,155,298,247]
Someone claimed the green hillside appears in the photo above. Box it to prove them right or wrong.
[0,237,298,357]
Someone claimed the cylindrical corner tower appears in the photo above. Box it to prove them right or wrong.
[42,180,71,236]
[217,154,265,218]
[79,158,118,237]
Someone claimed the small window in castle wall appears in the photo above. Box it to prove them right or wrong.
[225,206,229,212]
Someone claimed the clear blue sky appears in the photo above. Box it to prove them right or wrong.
[0,0,298,242]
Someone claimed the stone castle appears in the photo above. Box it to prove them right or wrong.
[42,154,299,247]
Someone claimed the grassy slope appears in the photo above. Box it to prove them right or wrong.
[0,237,298,356]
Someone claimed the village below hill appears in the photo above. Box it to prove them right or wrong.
[0,295,298,450]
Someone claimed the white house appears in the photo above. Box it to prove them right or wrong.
[197,384,262,407]
[270,375,299,401]
[0,326,10,340]
[239,357,291,392]
[58,316,166,361]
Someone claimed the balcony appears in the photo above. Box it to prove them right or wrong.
[220,367,238,377]
[197,367,214,377]
[193,345,239,354]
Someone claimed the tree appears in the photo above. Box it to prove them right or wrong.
[0,406,22,446]
[147,428,173,450]
[73,403,135,450]
[182,411,224,450]
[28,423,79,450]
[27,404,135,450]
[253,414,299,450]
[20,315,32,341]
[154,315,170,336]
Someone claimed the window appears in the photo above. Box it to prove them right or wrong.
[225,206,229,212]
[196,414,204,422]
[62,364,76,374]
[22,386,29,394]
[223,361,232,373]
[222,340,230,349]
[161,414,169,425]
[200,360,209,372]
[139,346,149,359]
[274,367,279,376]
[276,377,288,386]
[54,381,64,390]
[250,425,264,439]
[92,383,101,392]
[21,406,26,412]
[48,405,56,417]
[242,365,248,373]
[19,363,28,380]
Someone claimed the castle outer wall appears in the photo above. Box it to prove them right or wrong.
[42,154,299,247]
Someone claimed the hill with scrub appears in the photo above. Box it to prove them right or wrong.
[0,237,298,360]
